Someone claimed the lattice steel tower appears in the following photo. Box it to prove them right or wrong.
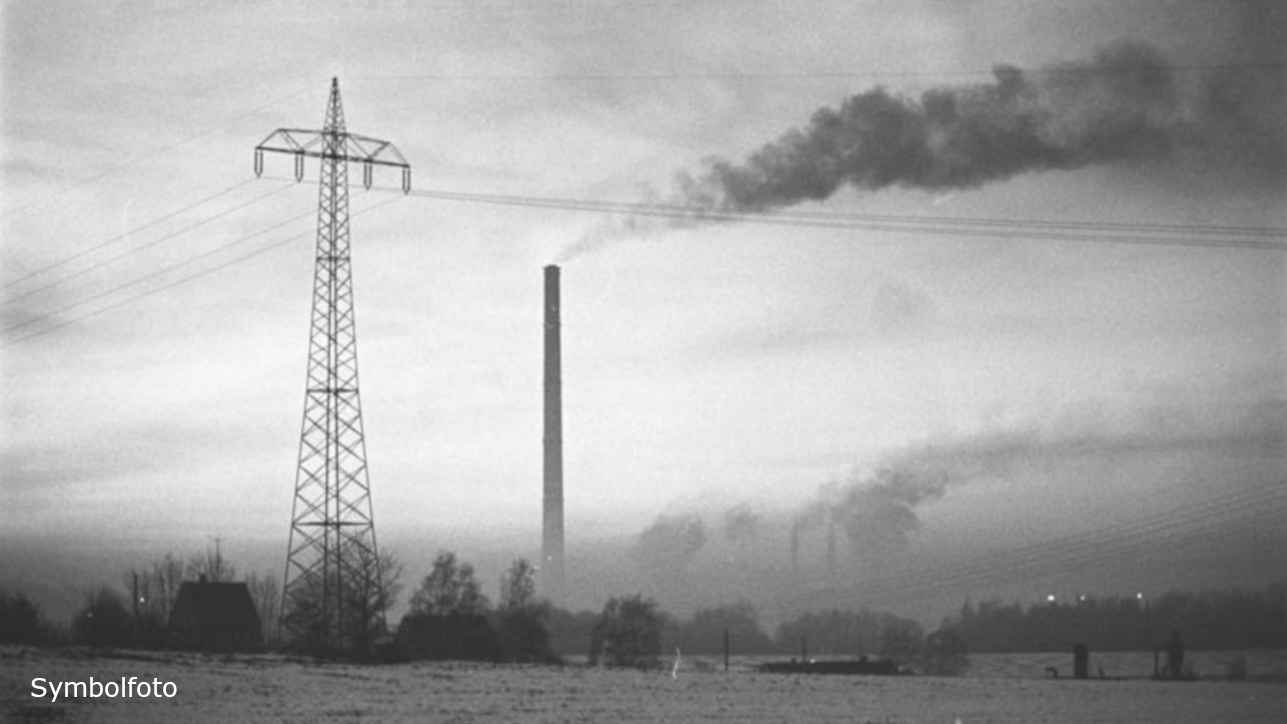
[254,78,410,651]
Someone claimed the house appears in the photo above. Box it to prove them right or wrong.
[169,575,263,651]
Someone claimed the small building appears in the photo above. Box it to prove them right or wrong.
[169,576,263,652]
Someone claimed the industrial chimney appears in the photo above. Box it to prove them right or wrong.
[542,265,565,602]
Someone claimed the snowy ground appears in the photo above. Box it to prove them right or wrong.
[3,645,1284,723]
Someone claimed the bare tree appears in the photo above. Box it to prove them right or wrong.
[244,572,280,646]
[185,541,236,582]
[152,554,185,619]
[121,552,186,629]
[280,541,402,657]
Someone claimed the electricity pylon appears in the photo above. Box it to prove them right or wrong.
[254,78,409,652]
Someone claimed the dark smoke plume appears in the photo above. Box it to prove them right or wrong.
[830,467,949,556]
[687,42,1180,211]
[631,513,707,573]
[793,467,949,566]
[558,39,1285,261]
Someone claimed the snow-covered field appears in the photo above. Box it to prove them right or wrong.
[3,645,1284,723]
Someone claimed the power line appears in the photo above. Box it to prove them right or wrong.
[267,176,1286,243]
[327,180,1285,252]
[2,197,401,347]
[4,181,294,306]
[891,488,1285,597]
[273,176,1287,242]
[798,478,1283,598]
[356,61,1287,83]
[2,205,316,338]
[875,501,1286,604]
[406,187,1287,242]
[794,479,1287,605]
[894,480,1286,592]
[2,178,258,291]
[27,173,1274,330]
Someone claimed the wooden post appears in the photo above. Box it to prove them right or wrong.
[131,571,141,642]
[1073,643,1089,679]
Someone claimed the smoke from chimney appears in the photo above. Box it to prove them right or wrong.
[831,467,949,557]
[791,467,949,570]
[542,265,565,602]
[684,42,1181,212]
[631,513,707,574]
[557,39,1284,262]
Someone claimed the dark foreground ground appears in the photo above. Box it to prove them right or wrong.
[3,645,1285,723]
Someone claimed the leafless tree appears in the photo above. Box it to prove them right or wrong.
[244,572,281,646]
[185,541,236,582]
[122,552,186,628]
[280,541,402,657]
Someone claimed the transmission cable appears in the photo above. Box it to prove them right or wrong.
[792,479,1287,605]
[357,61,1287,83]
[3,178,258,291]
[345,181,1287,252]
[2,197,401,346]
[839,480,1285,598]
[265,176,1287,244]
[4,181,295,306]
[790,478,1283,598]
[3,204,315,337]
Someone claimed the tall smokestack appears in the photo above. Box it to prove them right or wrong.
[542,264,565,602]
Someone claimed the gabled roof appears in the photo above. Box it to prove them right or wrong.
[170,580,261,635]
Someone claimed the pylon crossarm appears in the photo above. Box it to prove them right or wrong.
[255,129,410,169]
[345,133,409,165]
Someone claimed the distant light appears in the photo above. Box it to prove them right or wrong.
[1079,595,1087,602]
[1136,592,1144,600]
[1046,594,1056,603]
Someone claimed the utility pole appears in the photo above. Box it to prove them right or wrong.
[254,78,410,653]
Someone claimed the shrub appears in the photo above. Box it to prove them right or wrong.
[922,627,970,676]
[72,587,133,648]
[589,595,663,668]
[0,590,47,645]
[396,612,500,661]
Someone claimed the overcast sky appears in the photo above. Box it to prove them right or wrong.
[2,1,1284,617]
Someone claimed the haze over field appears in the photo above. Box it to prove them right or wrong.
[2,1,1284,627]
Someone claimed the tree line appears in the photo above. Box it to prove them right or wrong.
[942,582,1287,653]
[12,546,1278,665]
[0,544,946,669]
